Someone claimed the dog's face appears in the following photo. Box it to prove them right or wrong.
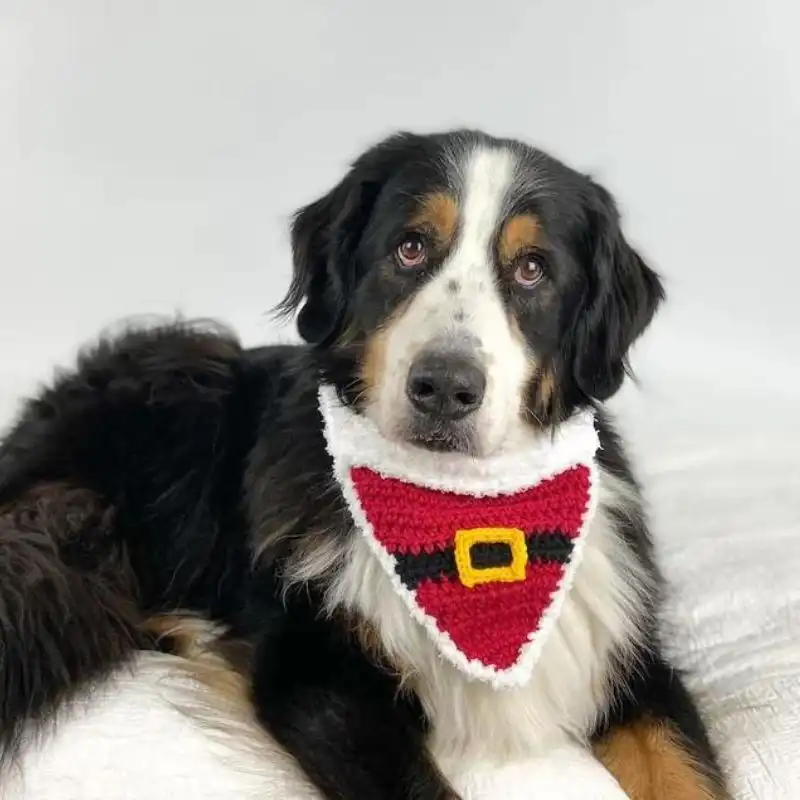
[282,130,663,456]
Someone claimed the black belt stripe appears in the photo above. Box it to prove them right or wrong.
[394,531,574,589]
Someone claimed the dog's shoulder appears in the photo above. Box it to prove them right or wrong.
[0,322,315,612]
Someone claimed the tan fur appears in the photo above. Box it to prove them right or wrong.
[536,367,556,409]
[138,614,319,787]
[143,613,253,723]
[594,718,720,799]
[410,192,459,249]
[533,364,564,423]
[360,325,391,405]
[498,214,544,263]
[359,294,415,407]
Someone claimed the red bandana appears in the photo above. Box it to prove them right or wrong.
[320,386,599,688]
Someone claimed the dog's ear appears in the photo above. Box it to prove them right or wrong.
[278,173,371,344]
[566,181,665,402]
[278,134,421,344]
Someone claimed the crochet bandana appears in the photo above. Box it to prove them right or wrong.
[319,385,601,688]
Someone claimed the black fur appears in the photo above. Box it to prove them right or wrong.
[0,483,145,758]
[0,130,724,798]
[251,596,453,799]
[562,181,665,404]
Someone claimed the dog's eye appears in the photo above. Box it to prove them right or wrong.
[513,253,545,289]
[396,234,428,269]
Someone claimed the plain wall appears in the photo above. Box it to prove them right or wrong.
[1,0,799,424]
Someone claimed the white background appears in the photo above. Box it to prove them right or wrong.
[2,3,800,797]
[1,0,799,423]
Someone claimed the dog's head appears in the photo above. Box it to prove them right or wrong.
[280,130,663,456]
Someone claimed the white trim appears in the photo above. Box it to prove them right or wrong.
[319,385,600,689]
[319,385,599,496]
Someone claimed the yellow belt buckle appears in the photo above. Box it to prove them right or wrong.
[454,527,528,589]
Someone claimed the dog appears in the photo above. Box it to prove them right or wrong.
[0,129,726,798]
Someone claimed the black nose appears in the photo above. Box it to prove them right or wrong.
[406,352,487,420]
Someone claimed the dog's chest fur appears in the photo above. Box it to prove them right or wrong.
[323,467,649,769]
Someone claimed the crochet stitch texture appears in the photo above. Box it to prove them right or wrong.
[351,465,591,670]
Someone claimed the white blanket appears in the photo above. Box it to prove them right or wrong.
[2,655,627,800]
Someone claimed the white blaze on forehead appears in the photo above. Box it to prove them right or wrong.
[455,146,517,278]
[371,144,534,454]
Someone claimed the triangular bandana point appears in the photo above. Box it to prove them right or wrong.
[319,385,600,688]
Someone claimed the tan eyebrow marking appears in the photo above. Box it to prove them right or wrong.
[498,214,544,262]
[409,192,459,248]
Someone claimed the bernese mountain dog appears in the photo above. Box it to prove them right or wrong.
[0,129,727,798]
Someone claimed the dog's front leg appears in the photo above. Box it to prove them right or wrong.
[251,605,458,800]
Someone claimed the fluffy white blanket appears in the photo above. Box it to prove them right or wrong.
[3,652,627,799]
